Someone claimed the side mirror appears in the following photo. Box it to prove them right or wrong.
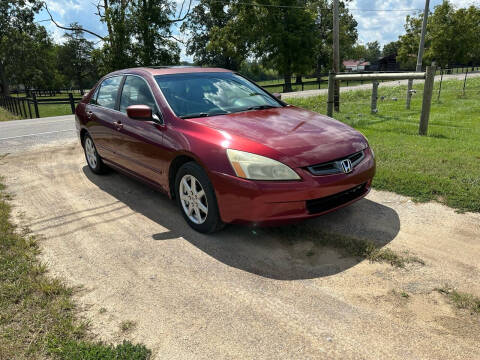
[273,92,282,100]
[126,105,152,120]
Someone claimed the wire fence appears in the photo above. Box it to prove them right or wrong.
[324,71,480,137]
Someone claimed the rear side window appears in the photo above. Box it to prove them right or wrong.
[96,76,122,109]
[119,76,158,113]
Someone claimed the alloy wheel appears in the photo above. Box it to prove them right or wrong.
[179,174,208,224]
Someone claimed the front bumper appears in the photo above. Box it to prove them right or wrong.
[209,147,376,224]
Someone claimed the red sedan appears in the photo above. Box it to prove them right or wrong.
[75,67,375,233]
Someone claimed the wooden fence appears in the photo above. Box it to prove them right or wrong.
[0,93,82,119]
[260,65,479,93]
[327,66,437,136]
[10,88,86,98]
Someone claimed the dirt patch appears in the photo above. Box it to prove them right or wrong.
[1,142,479,359]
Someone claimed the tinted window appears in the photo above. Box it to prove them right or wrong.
[96,76,122,109]
[155,72,281,118]
[119,76,158,113]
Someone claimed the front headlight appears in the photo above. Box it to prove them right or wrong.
[226,149,300,180]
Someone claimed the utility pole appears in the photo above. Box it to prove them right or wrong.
[406,0,430,109]
[333,0,340,112]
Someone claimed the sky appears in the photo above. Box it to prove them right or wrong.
[36,0,479,62]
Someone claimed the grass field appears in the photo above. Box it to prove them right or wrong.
[288,77,480,212]
[0,177,151,359]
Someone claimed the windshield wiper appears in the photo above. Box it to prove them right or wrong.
[180,112,227,119]
[246,105,278,111]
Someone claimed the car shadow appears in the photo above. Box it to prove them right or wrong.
[82,167,400,280]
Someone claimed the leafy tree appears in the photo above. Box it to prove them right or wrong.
[382,41,400,57]
[365,41,381,62]
[182,0,245,70]
[344,44,368,60]
[57,25,99,89]
[310,0,358,77]
[0,0,43,94]
[397,1,480,69]
[130,0,180,66]
[204,0,320,91]
[47,0,189,72]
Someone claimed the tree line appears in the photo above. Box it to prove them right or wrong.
[1,0,480,95]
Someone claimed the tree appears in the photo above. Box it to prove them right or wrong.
[0,0,43,94]
[46,0,191,72]
[309,0,358,78]
[182,0,245,70]
[382,41,400,57]
[57,25,99,89]
[365,41,381,62]
[130,0,180,66]
[203,0,321,91]
[397,1,480,69]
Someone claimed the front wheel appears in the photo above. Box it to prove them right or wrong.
[175,162,224,233]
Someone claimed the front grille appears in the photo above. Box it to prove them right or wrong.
[307,150,365,176]
[306,183,367,214]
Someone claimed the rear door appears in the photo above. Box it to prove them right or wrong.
[114,75,168,187]
[85,75,124,162]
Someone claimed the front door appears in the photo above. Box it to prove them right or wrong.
[114,75,168,188]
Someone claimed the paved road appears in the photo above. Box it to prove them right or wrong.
[0,115,76,154]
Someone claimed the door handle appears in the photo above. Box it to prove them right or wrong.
[86,111,93,118]
[113,121,123,130]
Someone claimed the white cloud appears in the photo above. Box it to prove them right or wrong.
[348,0,479,47]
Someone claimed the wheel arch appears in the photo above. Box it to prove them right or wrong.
[80,128,89,147]
[168,154,198,199]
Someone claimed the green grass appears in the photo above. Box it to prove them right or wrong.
[288,77,480,213]
[436,286,480,314]
[0,178,151,359]
[0,107,19,121]
[266,226,424,268]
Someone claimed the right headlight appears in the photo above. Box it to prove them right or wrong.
[226,149,300,181]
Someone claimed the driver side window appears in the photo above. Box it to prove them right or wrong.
[119,76,158,114]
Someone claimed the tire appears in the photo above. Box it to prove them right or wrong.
[83,134,108,174]
[175,162,225,233]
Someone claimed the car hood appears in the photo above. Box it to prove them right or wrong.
[186,106,368,168]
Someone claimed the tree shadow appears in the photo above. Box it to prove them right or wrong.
[82,166,400,280]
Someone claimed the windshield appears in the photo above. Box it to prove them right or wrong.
[154,72,283,119]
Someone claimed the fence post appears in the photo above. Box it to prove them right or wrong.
[14,97,20,116]
[406,79,414,109]
[21,99,27,118]
[27,99,32,118]
[68,93,75,114]
[437,69,444,102]
[462,70,468,96]
[419,64,436,136]
[32,93,40,118]
[327,72,335,117]
[371,80,379,114]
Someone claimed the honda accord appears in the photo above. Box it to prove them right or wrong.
[75,67,375,233]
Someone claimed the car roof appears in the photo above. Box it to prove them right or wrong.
[108,66,233,77]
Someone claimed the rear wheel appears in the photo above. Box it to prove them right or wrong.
[83,134,108,174]
[175,162,224,233]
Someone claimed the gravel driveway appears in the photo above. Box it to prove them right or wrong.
[1,142,479,359]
